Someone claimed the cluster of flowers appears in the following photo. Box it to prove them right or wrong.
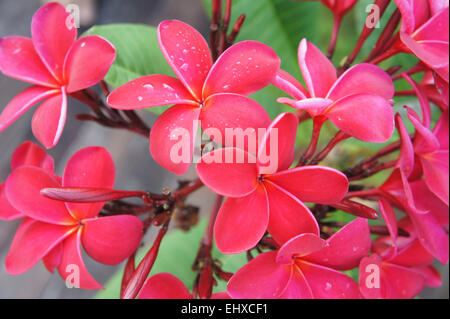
[0,1,448,298]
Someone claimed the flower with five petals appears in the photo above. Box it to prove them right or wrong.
[107,20,280,175]
[196,112,349,254]
[4,146,143,289]
[0,2,116,148]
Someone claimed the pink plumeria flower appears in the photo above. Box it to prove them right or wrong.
[0,2,116,148]
[273,39,395,143]
[359,216,442,299]
[394,1,449,82]
[4,146,143,289]
[138,273,229,299]
[107,20,280,175]
[0,141,54,221]
[197,112,349,254]
[227,218,370,299]
[375,121,449,265]
[406,108,449,205]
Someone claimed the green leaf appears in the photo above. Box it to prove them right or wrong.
[95,219,247,299]
[83,23,174,115]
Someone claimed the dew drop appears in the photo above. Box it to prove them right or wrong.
[143,84,154,89]
[180,63,189,71]
[163,83,175,91]
[81,42,86,47]
[137,96,143,101]
[325,282,332,291]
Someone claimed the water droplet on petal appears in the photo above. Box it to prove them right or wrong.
[180,63,189,71]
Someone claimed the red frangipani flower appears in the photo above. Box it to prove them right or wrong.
[4,146,143,289]
[359,215,442,299]
[196,112,349,254]
[0,141,54,221]
[393,1,449,82]
[228,218,370,299]
[0,2,116,148]
[406,108,449,205]
[107,20,280,175]
[138,273,229,299]
[374,115,449,264]
[274,39,395,143]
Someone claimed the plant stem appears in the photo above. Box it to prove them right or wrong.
[309,130,350,165]
[344,0,391,67]
[297,117,326,166]
[327,14,342,60]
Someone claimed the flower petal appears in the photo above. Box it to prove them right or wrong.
[381,262,426,299]
[31,2,77,81]
[10,141,54,173]
[57,230,103,289]
[278,267,314,299]
[416,265,442,288]
[0,36,58,87]
[396,114,415,176]
[267,166,348,204]
[31,90,67,149]
[298,39,337,98]
[302,218,371,270]
[378,198,398,244]
[410,180,448,226]
[298,260,360,299]
[201,93,271,149]
[409,208,449,264]
[325,94,395,143]
[327,63,395,101]
[107,75,195,110]
[43,243,63,273]
[138,273,192,299]
[5,166,75,225]
[389,238,434,268]
[5,220,74,275]
[203,41,280,97]
[157,20,212,100]
[227,251,292,299]
[421,151,449,205]
[81,215,143,265]
[64,36,116,93]
[214,187,269,254]
[271,69,308,100]
[257,112,298,175]
[149,104,200,175]
[277,233,326,265]
[63,146,115,220]
[197,147,258,197]
[401,33,449,68]
[0,86,59,132]
[414,7,449,43]
[0,182,23,220]
[265,182,319,246]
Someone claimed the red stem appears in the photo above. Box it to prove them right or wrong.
[327,14,342,59]
[297,117,326,166]
[345,0,391,66]
[310,130,350,165]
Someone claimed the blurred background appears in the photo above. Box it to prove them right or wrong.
[0,0,448,298]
